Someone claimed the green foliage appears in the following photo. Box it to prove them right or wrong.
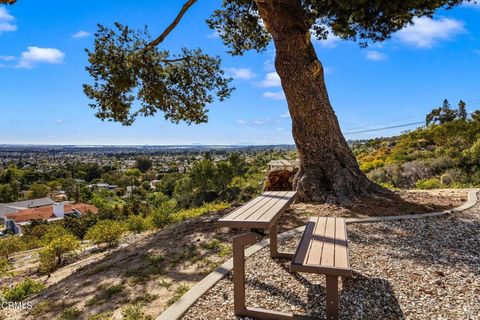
[59,307,81,320]
[357,107,480,188]
[2,278,45,302]
[28,183,49,199]
[167,284,190,306]
[416,178,441,190]
[84,23,233,126]
[126,215,151,233]
[135,156,153,173]
[171,202,230,223]
[149,200,178,228]
[208,0,466,55]
[122,304,152,320]
[85,220,127,247]
[39,234,80,274]
[0,236,23,260]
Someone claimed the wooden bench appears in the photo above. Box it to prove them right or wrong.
[291,217,352,320]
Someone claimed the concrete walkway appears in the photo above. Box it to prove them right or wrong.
[156,188,479,320]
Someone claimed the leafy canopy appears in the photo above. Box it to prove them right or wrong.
[4,0,471,124]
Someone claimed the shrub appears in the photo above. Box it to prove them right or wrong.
[0,236,24,260]
[85,220,127,247]
[39,234,79,274]
[171,202,230,223]
[2,278,45,301]
[416,178,441,190]
[149,200,177,228]
[126,215,151,234]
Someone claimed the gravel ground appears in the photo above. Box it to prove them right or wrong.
[183,201,480,320]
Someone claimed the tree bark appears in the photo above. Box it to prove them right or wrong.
[256,0,387,203]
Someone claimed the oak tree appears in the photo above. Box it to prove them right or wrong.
[4,0,472,203]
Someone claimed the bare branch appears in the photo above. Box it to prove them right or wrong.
[0,0,17,4]
[147,0,198,48]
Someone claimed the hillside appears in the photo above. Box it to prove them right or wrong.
[352,110,480,190]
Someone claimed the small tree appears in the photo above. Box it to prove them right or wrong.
[0,236,23,260]
[85,220,127,247]
[126,215,151,234]
[149,200,177,228]
[39,234,80,273]
[135,156,153,173]
[458,100,467,121]
[426,99,458,126]
[28,183,49,199]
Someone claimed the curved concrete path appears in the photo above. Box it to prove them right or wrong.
[157,188,479,320]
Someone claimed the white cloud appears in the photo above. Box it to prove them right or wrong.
[72,30,91,39]
[17,46,65,68]
[55,119,64,125]
[207,30,220,39]
[315,28,342,48]
[276,128,285,132]
[395,17,465,48]
[236,120,247,125]
[252,119,266,125]
[0,7,17,34]
[280,112,290,118]
[226,67,256,80]
[263,91,285,100]
[0,55,15,61]
[258,72,281,87]
[366,50,387,61]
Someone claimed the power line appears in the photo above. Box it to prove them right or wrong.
[343,99,480,136]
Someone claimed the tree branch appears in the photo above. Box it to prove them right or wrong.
[0,0,17,4]
[146,0,198,48]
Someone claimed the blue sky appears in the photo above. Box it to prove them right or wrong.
[0,1,479,145]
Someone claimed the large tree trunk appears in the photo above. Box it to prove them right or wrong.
[256,0,387,203]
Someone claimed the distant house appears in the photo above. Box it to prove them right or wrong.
[88,183,118,190]
[267,159,299,172]
[2,198,98,234]
[0,197,55,221]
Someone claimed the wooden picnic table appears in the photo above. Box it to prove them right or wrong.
[218,191,351,320]
[218,191,298,319]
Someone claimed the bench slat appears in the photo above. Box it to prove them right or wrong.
[249,191,296,222]
[291,216,352,277]
[320,217,336,267]
[305,217,327,266]
[292,218,317,265]
[218,191,297,229]
[334,217,349,269]
[244,191,289,222]
[225,191,276,220]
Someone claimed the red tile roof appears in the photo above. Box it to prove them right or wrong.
[3,203,98,223]
[65,203,99,214]
[4,206,56,223]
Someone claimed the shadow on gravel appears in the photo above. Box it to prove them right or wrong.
[247,262,404,320]
[348,213,480,276]
[341,272,405,320]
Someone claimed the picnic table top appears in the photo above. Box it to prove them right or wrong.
[218,191,297,229]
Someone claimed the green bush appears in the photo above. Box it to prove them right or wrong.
[2,278,45,301]
[171,202,230,222]
[416,178,441,190]
[85,220,127,247]
[126,215,151,234]
[39,234,79,274]
[149,200,177,228]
